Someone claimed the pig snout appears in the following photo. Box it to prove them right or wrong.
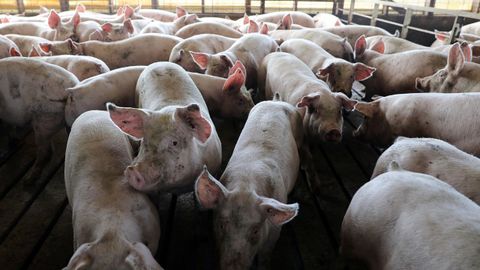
[325,129,342,142]
[415,77,430,92]
[220,252,248,270]
[125,165,146,190]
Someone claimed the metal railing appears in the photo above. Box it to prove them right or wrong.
[336,0,480,44]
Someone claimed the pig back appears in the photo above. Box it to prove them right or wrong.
[136,62,209,113]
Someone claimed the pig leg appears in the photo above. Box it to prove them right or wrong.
[25,114,64,181]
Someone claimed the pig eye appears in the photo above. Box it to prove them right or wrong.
[172,141,178,146]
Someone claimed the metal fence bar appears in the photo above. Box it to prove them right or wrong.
[370,2,379,26]
[348,0,355,24]
[400,8,412,39]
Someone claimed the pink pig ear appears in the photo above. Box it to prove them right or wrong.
[260,197,299,226]
[116,6,125,16]
[296,93,320,109]
[435,30,449,42]
[71,11,81,28]
[460,42,472,62]
[223,69,245,93]
[175,104,212,143]
[28,46,40,57]
[107,103,149,140]
[280,13,293,29]
[354,35,367,59]
[75,3,86,13]
[335,93,357,111]
[447,43,464,74]
[248,20,259,33]
[176,6,187,18]
[335,19,342,26]
[370,39,385,54]
[124,5,134,19]
[260,23,269,35]
[194,165,228,209]
[228,60,247,77]
[48,10,61,29]
[39,43,52,53]
[354,63,376,81]
[123,19,134,34]
[190,51,210,70]
[101,23,112,32]
[243,13,250,25]
[9,47,21,57]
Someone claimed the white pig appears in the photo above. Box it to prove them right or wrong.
[64,110,162,270]
[0,10,80,41]
[107,62,222,193]
[94,19,135,42]
[416,43,480,93]
[33,55,110,81]
[258,52,356,141]
[366,35,427,54]
[75,20,102,42]
[175,22,243,39]
[372,137,480,204]
[280,39,375,97]
[243,11,315,28]
[0,58,78,180]
[69,34,181,69]
[0,34,21,58]
[313,13,344,28]
[190,33,278,89]
[323,25,395,48]
[269,29,354,61]
[169,34,236,73]
[5,34,75,56]
[140,14,199,35]
[353,92,480,155]
[195,99,303,270]
[341,165,480,270]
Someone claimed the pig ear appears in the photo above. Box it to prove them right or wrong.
[228,60,247,77]
[435,30,448,42]
[175,104,212,143]
[185,14,199,24]
[353,101,378,118]
[335,19,342,26]
[9,47,21,57]
[296,94,320,110]
[71,11,81,28]
[28,46,40,57]
[220,54,234,68]
[123,19,134,34]
[39,43,52,53]
[75,3,86,13]
[176,6,187,18]
[116,6,125,16]
[223,69,245,94]
[67,39,80,54]
[354,35,367,59]
[335,93,357,111]
[447,43,464,74]
[101,23,112,32]
[260,23,269,35]
[190,51,210,70]
[248,20,259,33]
[370,39,385,54]
[89,30,104,41]
[243,13,250,25]
[107,103,149,140]
[280,13,293,29]
[65,243,92,270]
[195,165,228,209]
[125,242,160,270]
[460,42,472,62]
[48,10,61,29]
[354,63,376,81]
[260,197,299,226]
[124,5,134,19]
[316,62,334,79]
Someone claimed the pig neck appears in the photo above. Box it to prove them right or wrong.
[459,64,480,91]
[357,50,382,65]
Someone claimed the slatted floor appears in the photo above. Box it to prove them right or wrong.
[0,111,379,270]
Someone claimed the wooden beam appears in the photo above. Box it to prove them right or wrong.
[245,0,251,15]
[152,0,159,10]
[428,0,436,17]
[59,0,68,12]
[293,0,298,11]
[334,0,345,16]
[201,0,205,14]
[16,0,25,14]
[260,0,265,14]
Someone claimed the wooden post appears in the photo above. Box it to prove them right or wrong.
[152,0,159,10]
[245,0,251,15]
[107,0,113,14]
[59,0,68,11]
[428,0,436,17]
[260,0,265,14]
[401,8,412,39]
[334,0,345,16]
[16,0,25,14]
[472,0,480,13]
[201,0,205,14]
[293,0,298,11]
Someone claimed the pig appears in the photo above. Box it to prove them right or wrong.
[431,30,480,47]
[190,33,278,89]
[243,11,315,28]
[280,39,375,97]
[175,22,243,39]
[257,52,356,141]
[5,34,74,56]
[366,35,427,54]
[0,10,80,41]
[28,45,52,57]
[313,13,344,28]
[354,35,447,98]
[107,62,222,193]
[341,165,480,270]
[462,21,480,37]
[33,55,110,81]
[188,65,254,119]
[269,29,354,61]
[353,92,480,155]
[323,25,396,48]
[372,137,480,204]
[62,34,181,69]
[199,17,240,29]
[64,110,162,270]
[0,35,21,58]
[195,99,303,270]
[0,58,78,180]
[94,19,135,41]
[169,34,237,73]
[65,66,146,126]
[136,6,186,22]
[238,14,303,33]
[416,43,480,93]
[140,14,199,35]
[75,20,102,42]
